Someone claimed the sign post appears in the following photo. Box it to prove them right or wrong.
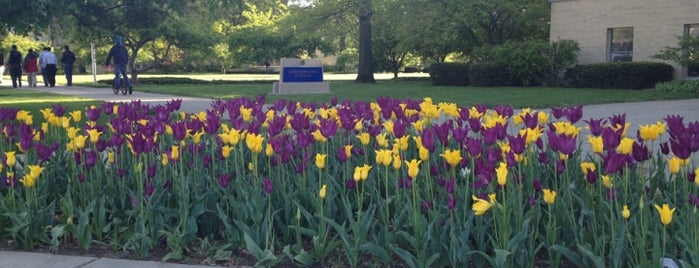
[273,58,330,94]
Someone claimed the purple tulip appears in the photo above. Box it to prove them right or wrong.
[601,127,622,151]
[586,170,597,184]
[0,108,18,121]
[447,195,456,210]
[77,173,85,183]
[556,159,565,175]
[85,151,97,168]
[603,151,627,174]
[632,141,650,162]
[445,177,455,194]
[688,171,696,183]
[52,104,67,117]
[263,178,273,194]
[147,164,156,178]
[85,106,101,121]
[538,151,549,164]
[468,118,482,133]
[218,174,230,188]
[433,122,451,147]
[689,194,699,208]
[522,112,539,129]
[452,125,468,144]
[421,200,433,212]
[533,178,542,192]
[346,179,357,190]
[421,129,436,152]
[466,137,482,158]
[584,118,607,136]
[660,142,670,155]
[507,133,527,155]
[337,146,348,162]
[494,105,513,118]
[665,114,686,138]
[393,120,407,139]
[670,136,692,159]
[564,105,583,124]
[550,107,564,119]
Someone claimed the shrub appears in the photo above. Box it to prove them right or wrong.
[654,80,699,93]
[566,62,674,89]
[468,63,515,87]
[429,63,470,86]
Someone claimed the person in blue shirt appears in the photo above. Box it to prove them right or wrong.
[105,35,131,90]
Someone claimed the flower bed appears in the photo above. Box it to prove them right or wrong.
[1,96,698,267]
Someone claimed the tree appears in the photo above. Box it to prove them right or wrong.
[372,1,413,78]
[0,0,66,35]
[355,0,375,83]
[69,0,214,83]
[652,35,699,76]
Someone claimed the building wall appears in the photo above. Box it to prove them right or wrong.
[550,0,699,78]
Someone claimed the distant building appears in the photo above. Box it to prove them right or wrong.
[549,0,699,79]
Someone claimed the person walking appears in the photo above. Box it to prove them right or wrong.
[23,49,40,87]
[39,47,58,87]
[105,35,131,90]
[61,45,76,86]
[8,45,23,88]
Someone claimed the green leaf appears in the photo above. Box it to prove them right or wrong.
[391,246,417,268]
[577,243,605,268]
[358,242,391,264]
[549,244,583,267]
[243,231,264,258]
[494,249,511,268]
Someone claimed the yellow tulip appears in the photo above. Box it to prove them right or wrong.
[405,159,421,179]
[73,135,87,150]
[537,112,549,125]
[471,194,496,216]
[622,205,630,220]
[265,144,274,157]
[375,149,393,167]
[357,132,371,146]
[240,107,252,122]
[20,174,37,188]
[587,135,604,154]
[392,154,402,170]
[639,123,664,141]
[312,129,327,143]
[496,162,508,186]
[468,106,483,119]
[543,189,557,205]
[4,151,16,167]
[158,153,168,166]
[87,129,102,144]
[69,110,82,123]
[354,120,363,131]
[654,203,676,226]
[228,129,242,145]
[222,145,233,159]
[66,127,80,139]
[192,131,205,145]
[376,133,389,148]
[171,145,180,160]
[668,157,682,174]
[41,122,49,134]
[319,184,327,199]
[315,153,327,169]
[108,151,115,164]
[383,121,395,137]
[27,165,45,180]
[411,120,425,132]
[440,149,463,168]
[344,145,353,160]
[695,168,699,186]
[602,175,613,188]
[353,166,362,182]
[360,164,371,180]
[418,146,430,162]
[580,162,596,175]
[245,133,264,154]
[397,136,410,151]
[616,137,634,155]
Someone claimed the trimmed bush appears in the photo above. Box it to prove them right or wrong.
[429,63,470,86]
[468,63,515,87]
[654,80,699,93]
[566,62,674,89]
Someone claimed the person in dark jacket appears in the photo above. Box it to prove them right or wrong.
[0,52,4,85]
[61,45,76,86]
[8,45,23,88]
[105,35,131,90]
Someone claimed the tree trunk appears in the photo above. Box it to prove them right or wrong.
[355,0,375,83]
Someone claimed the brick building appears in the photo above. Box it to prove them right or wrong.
[549,0,699,79]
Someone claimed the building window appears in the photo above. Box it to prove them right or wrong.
[687,24,699,77]
[609,27,633,62]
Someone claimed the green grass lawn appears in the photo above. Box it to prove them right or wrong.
[133,79,697,109]
[0,89,99,114]
[8,73,699,109]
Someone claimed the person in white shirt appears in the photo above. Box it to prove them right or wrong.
[39,47,58,87]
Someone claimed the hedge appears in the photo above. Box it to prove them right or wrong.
[429,63,470,86]
[566,62,674,89]
[468,63,516,87]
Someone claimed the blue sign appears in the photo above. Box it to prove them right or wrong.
[283,67,324,82]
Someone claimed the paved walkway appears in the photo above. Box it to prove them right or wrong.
[1,83,698,267]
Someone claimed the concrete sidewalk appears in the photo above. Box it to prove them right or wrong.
[0,251,224,268]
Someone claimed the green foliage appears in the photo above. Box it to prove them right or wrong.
[654,80,699,93]
[0,33,44,54]
[468,63,515,87]
[472,39,580,86]
[652,35,699,68]
[429,63,470,86]
[334,48,359,73]
[566,62,674,89]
